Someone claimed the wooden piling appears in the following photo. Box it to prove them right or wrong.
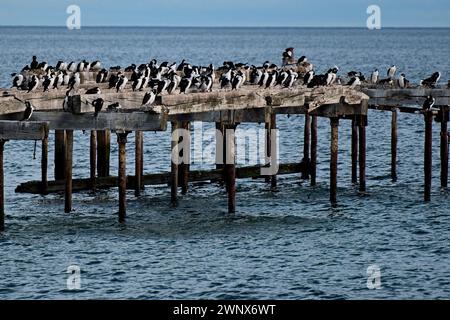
[264,120,271,183]
[351,118,358,184]
[64,130,73,213]
[225,125,236,214]
[41,133,48,193]
[330,118,339,205]
[270,114,277,190]
[424,111,433,201]
[0,140,5,231]
[134,131,143,197]
[117,132,128,222]
[54,130,65,180]
[302,114,311,179]
[171,122,179,205]
[180,122,190,195]
[215,122,224,170]
[440,106,449,189]
[310,115,317,186]
[391,108,398,182]
[97,130,110,177]
[89,131,97,190]
[358,116,367,193]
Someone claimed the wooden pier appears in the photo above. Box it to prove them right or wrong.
[0,72,449,230]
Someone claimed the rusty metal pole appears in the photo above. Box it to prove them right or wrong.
[180,122,190,195]
[117,132,128,222]
[225,125,236,214]
[302,114,311,179]
[310,115,317,186]
[54,130,66,180]
[90,131,97,190]
[440,106,449,189]
[0,140,5,231]
[391,108,398,182]
[64,130,73,213]
[171,122,179,205]
[424,111,433,201]
[351,118,358,184]
[135,131,143,197]
[330,118,339,205]
[359,116,367,193]
[41,133,48,193]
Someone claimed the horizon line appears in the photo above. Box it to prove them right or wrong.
[0,25,449,29]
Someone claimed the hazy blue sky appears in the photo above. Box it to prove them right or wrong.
[0,0,449,27]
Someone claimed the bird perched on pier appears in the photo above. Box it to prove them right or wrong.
[370,69,379,84]
[85,87,101,94]
[11,73,24,89]
[27,75,39,92]
[219,69,232,89]
[387,65,397,79]
[326,67,339,86]
[397,73,409,88]
[266,70,278,88]
[282,47,295,66]
[276,70,289,87]
[53,72,64,89]
[284,69,298,88]
[67,61,77,72]
[22,101,34,121]
[30,56,39,70]
[167,72,181,94]
[303,70,314,86]
[68,72,80,90]
[107,102,122,112]
[232,71,245,90]
[180,74,194,94]
[42,74,55,92]
[200,75,213,92]
[96,69,108,83]
[90,60,101,71]
[348,76,361,87]
[55,60,67,71]
[422,95,435,111]
[379,78,394,86]
[92,98,104,117]
[142,89,157,106]
[420,72,441,88]
[116,74,128,92]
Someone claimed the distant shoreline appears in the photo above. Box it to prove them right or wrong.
[0,25,449,29]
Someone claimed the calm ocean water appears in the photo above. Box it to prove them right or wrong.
[0,27,449,299]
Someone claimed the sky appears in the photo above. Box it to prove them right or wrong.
[0,0,449,27]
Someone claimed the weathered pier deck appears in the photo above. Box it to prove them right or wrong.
[0,72,449,230]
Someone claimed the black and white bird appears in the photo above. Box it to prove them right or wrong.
[68,72,80,90]
[282,47,295,66]
[116,75,128,92]
[30,56,39,70]
[27,75,39,92]
[303,70,314,85]
[42,74,55,92]
[266,71,278,88]
[92,98,104,117]
[132,75,144,92]
[55,60,67,71]
[142,90,157,106]
[167,73,181,94]
[107,102,121,112]
[276,70,289,87]
[231,71,245,90]
[379,78,394,86]
[420,72,441,88]
[397,73,409,88]
[53,72,64,89]
[219,69,232,89]
[85,87,101,94]
[422,95,435,111]
[11,73,24,89]
[157,78,171,94]
[348,76,361,87]
[90,60,101,71]
[22,101,34,121]
[96,69,108,83]
[284,70,298,88]
[370,69,379,84]
[67,61,77,72]
[387,65,397,79]
[200,75,213,92]
[180,74,194,94]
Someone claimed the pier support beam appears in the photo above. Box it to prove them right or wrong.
[41,132,48,193]
[310,115,317,186]
[215,122,224,171]
[97,130,110,177]
[54,130,65,180]
[0,140,5,231]
[330,118,339,205]
[90,131,97,190]
[64,130,73,213]
[134,131,143,197]
[171,122,179,205]
[179,122,190,195]
[391,108,398,182]
[117,132,129,222]
[302,114,311,179]
[439,106,449,189]
[424,111,433,201]
[351,118,358,184]
[265,114,277,189]
[358,116,367,193]
[225,124,237,214]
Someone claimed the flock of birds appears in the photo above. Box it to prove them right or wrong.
[8,48,448,119]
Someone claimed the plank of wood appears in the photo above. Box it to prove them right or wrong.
[15,162,305,194]
[30,111,167,131]
[0,121,48,140]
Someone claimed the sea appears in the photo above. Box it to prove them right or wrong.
[0,27,449,299]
